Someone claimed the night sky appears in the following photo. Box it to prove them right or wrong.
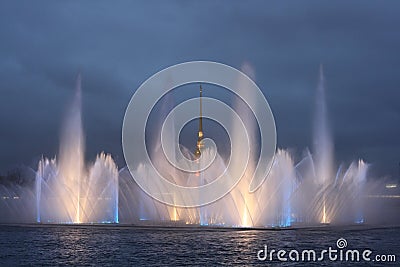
[0,1,399,179]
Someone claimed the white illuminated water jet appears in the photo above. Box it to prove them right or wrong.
[313,65,334,223]
[35,74,119,223]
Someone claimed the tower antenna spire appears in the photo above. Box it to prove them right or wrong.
[194,84,203,159]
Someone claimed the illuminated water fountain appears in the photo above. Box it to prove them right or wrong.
[118,65,369,227]
[35,74,119,223]
[0,66,379,227]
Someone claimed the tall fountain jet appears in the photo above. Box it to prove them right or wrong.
[35,74,119,223]
[58,73,85,223]
[313,65,334,223]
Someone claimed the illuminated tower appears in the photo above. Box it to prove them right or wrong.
[194,84,204,159]
[193,84,207,224]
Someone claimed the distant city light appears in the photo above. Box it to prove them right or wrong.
[367,195,400,198]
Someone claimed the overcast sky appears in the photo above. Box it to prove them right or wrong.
[0,1,399,179]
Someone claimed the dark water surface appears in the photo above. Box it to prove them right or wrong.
[0,224,398,266]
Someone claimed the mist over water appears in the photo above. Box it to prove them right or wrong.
[0,67,396,227]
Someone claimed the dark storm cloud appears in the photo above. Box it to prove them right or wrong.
[0,1,399,178]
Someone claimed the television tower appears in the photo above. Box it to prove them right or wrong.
[194,84,204,159]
